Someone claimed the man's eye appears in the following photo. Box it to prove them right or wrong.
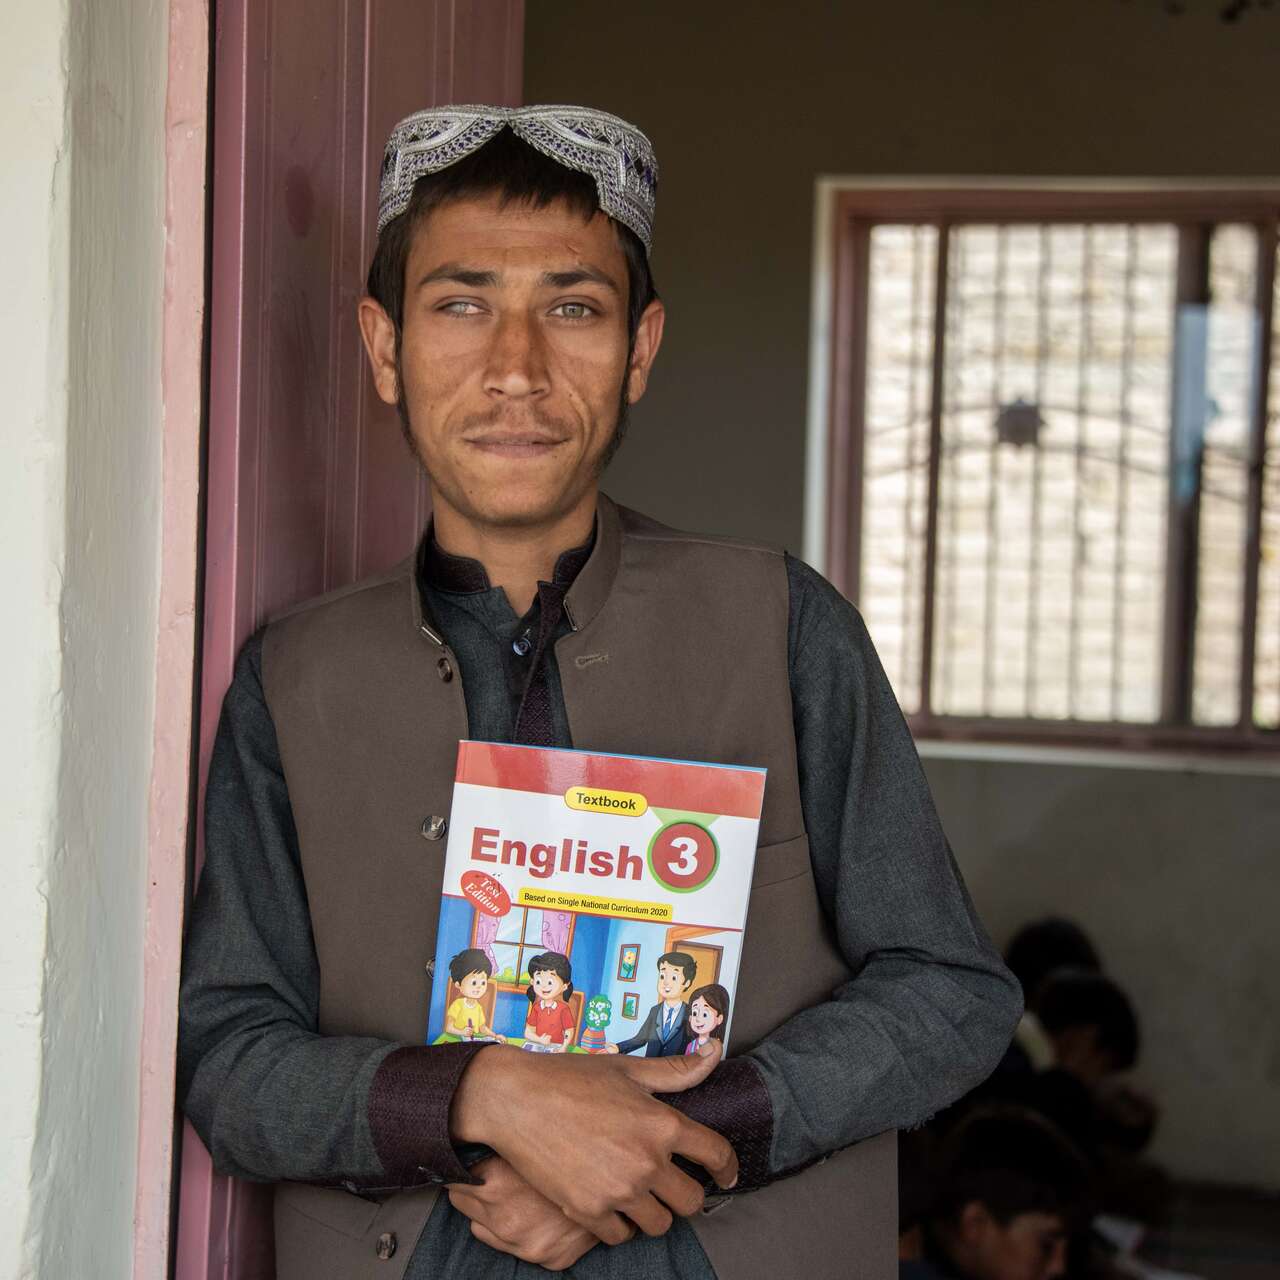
[440,300,483,316]
[551,301,594,320]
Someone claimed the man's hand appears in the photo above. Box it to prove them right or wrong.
[451,1042,738,1246]
[448,1155,604,1272]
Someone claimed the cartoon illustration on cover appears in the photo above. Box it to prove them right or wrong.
[444,948,503,1042]
[523,951,575,1052]
[684,983,729,1054]
[606,951,697,1057]
[580,994,612,1052]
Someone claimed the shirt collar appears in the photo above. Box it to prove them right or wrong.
[421,523,595,596]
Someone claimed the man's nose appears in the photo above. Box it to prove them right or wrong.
[483,311,549,399]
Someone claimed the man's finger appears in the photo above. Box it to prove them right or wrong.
[620,1038,722,1093]
[469,1219,566,1270]
[671,1113,739,1190]
[652,1161,707,1218]
[622,1192,674,1238]
[574,1208,635,1248]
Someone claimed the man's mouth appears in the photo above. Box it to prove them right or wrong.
[464,432,567,457]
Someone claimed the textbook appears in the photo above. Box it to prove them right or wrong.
[426,741,767,1057]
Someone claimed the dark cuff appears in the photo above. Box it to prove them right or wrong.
[658,1055,775,1191]
[367,1043,488,1187]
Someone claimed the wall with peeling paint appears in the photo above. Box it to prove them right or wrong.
[0,1,168,1275]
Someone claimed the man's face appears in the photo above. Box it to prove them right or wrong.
[458,971,487,1000]
[960,1207,1068,1280]
[360,192,663,533]
[657,962,690,1001]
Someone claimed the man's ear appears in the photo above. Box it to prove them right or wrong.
[357,296,400,407]
[625,298,666,405]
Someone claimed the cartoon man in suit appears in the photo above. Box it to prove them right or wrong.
[606,951,697,1058]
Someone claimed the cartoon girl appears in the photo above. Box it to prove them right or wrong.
[684,983,729,1054]
[524,951,576,1051]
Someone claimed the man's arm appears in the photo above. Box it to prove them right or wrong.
[611,1004,659,1055]
[177,632,486,1187]
[663,555,1023,1186]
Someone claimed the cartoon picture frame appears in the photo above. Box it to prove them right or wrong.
[616,942,640,982]
[620,992,640,1019]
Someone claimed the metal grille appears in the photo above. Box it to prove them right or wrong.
[854,213,1276,735]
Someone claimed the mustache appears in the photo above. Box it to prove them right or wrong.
[456,404,575,436]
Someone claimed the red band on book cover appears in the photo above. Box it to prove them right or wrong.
[455,742,766,819]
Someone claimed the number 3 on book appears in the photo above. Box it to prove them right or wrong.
[647,821,719,893]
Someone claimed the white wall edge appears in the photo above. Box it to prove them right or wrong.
[801,176,840,572]
[917,736,1280,778]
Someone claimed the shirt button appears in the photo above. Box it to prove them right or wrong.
[437,656,453,682]
[512,636,532,656]
[375,1231,397,1260]
[421,815,447,841]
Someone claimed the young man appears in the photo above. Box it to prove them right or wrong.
[607,952,697,1057]
[901,1108,1090,1280]
[178,105,1022,1279]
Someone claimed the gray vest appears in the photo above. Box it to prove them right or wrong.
[261,495,896,1279]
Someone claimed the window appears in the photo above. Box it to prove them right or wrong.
[477,907,576,985]
[824,189,1280,748]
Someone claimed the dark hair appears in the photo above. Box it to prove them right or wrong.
[366,128,657,349]
[1005,918,1102,1008]
[526,951,574,1004]
[929,1107,1091,1228]
[657,951,697,989]
[688,984,730,1040]
[449,948,492,985]
[1036,968,1139,1070]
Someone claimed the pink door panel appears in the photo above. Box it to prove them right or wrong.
[176,3,522,1275]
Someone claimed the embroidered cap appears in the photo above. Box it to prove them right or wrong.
[377,104,659,255]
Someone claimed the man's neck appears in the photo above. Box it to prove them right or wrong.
[431,492,597,616]
[662,996,683,1010]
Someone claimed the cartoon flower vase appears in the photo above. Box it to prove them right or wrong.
[580,994,613,1052]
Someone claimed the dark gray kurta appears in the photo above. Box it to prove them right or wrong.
[178,543,1021,1278]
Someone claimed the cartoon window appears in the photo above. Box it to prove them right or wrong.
[479,908,576,985]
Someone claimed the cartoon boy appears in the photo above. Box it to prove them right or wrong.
[684,983,729,1054]
[444,947,498,1040]
[523,951,576,1051]
[606,951,696,1057]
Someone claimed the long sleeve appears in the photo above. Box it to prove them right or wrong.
[613,1004,660,1056]
[176,631,484,1188]
[666,555,1022,1186]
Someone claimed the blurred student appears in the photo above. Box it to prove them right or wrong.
[900,1107,1091,1280]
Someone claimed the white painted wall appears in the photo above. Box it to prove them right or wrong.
[0,1,169,1275]
[924,748,1280,1190]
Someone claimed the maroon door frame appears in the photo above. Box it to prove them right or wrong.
[175,3,522,1274]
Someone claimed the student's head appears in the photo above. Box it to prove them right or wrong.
[656,951,697,1000]
[1004,919,1101,1009]
[526,951,574,1004]
[1035,968,1139,1083]
[927,1108,1090,1280]
[359,122,664,538]
[687,984,729,1041]
[448,948,492,999]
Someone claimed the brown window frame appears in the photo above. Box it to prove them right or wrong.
[824,187,1280,754]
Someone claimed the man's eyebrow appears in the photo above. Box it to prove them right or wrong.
[417,264,499,289]
[539,267,620,294]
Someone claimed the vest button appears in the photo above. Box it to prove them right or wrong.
[421,815,447,841]
[437,656,453,682]
[375,1231,397,1260]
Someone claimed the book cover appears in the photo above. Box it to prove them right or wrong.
[426,741,767,1057]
